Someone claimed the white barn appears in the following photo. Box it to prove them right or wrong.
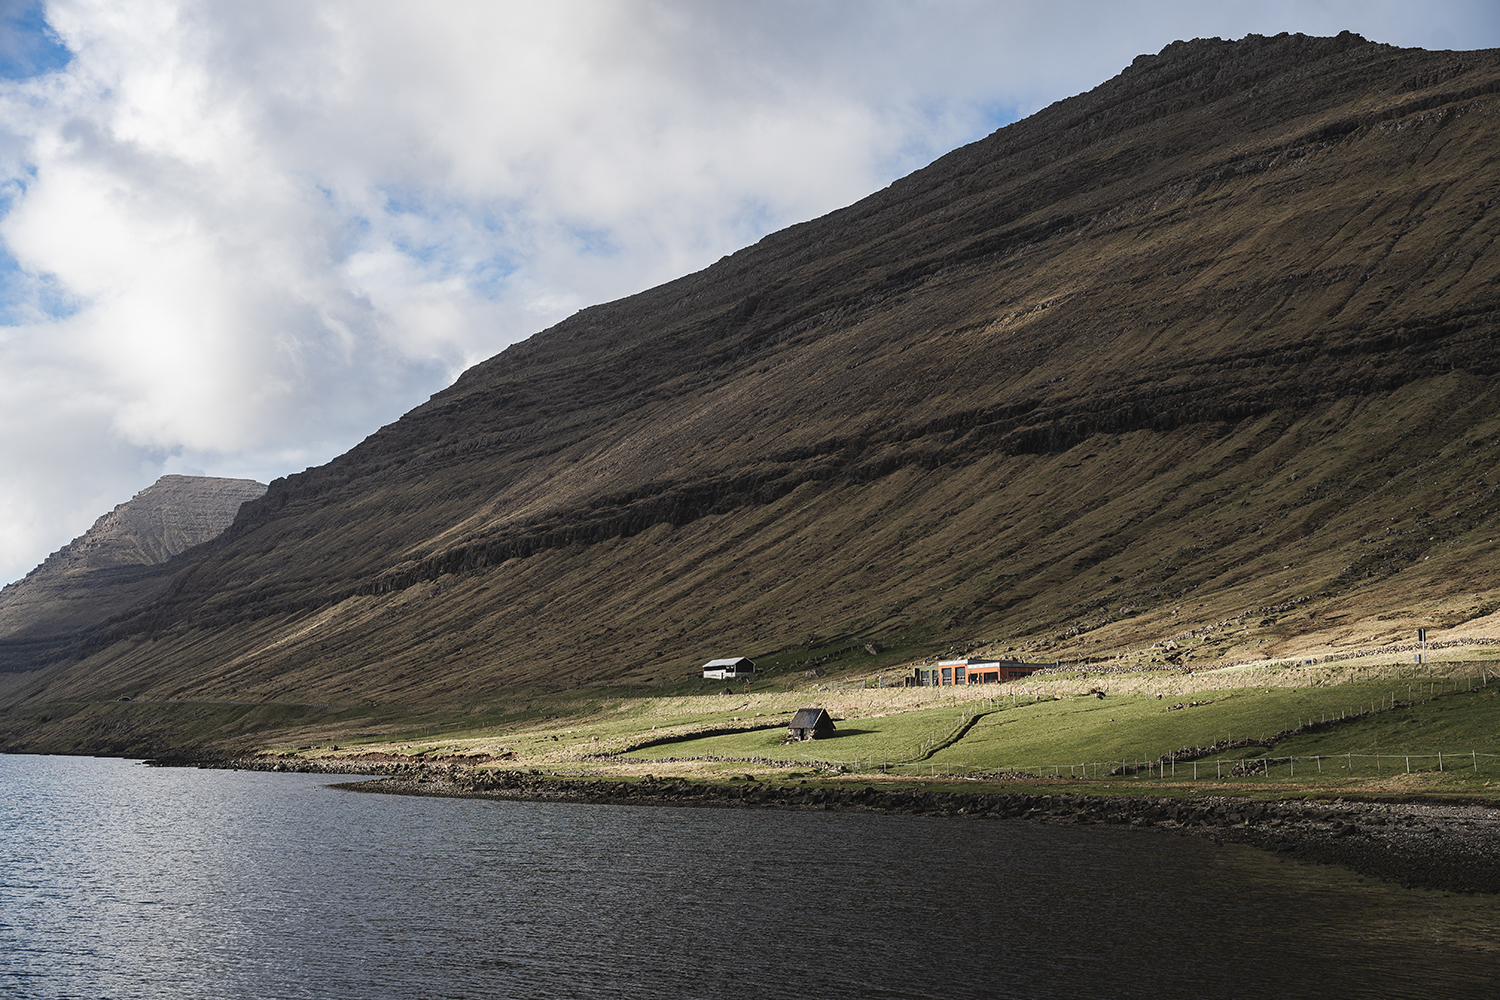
[701,656,755,680]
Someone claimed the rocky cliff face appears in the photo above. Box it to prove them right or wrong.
[4,34,1500,718]
[21,475,268,575]
[0,476,266,651]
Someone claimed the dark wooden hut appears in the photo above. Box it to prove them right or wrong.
[787,707,835,741]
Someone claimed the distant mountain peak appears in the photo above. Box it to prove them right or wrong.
[32,475,268,574]
[0,475,267,647]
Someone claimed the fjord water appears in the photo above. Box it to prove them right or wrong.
[2,756,1495,999]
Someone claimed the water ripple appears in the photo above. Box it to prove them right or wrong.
[2,756,1496,999]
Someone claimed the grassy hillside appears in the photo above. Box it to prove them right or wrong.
[12,377,1500,714]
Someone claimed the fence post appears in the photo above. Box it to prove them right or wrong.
[1474,751,1479,774]
[1439,752,1443,772]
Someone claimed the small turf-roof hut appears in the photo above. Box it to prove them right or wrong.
[787,707,835,741]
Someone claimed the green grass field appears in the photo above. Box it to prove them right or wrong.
[611,665,1500,797]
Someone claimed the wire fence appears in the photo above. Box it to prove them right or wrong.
[813,751,1500,780]
[797,669,1500,779]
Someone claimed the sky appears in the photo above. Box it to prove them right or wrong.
[1,0,1498,586]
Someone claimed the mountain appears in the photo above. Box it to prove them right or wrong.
[3,32,1500,742]
[0,476,267,666]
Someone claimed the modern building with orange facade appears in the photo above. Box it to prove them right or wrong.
[908,658,1051,686]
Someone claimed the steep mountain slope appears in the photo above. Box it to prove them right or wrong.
[4,33,1500,725]
[0,476,267,666]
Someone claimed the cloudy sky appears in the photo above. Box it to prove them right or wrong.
[1,0,1498,585]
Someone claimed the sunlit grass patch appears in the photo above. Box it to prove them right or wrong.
[924,677,1500,774]
[623,703,978,763]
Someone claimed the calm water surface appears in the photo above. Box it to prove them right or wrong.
[2,755,1497,999]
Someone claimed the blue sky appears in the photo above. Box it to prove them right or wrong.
[0,1,68,80]
[1,0,1499,585]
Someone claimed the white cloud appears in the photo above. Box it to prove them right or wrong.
[1,0,1498,584]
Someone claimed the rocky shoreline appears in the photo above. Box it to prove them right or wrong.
[172,755,1500,895]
